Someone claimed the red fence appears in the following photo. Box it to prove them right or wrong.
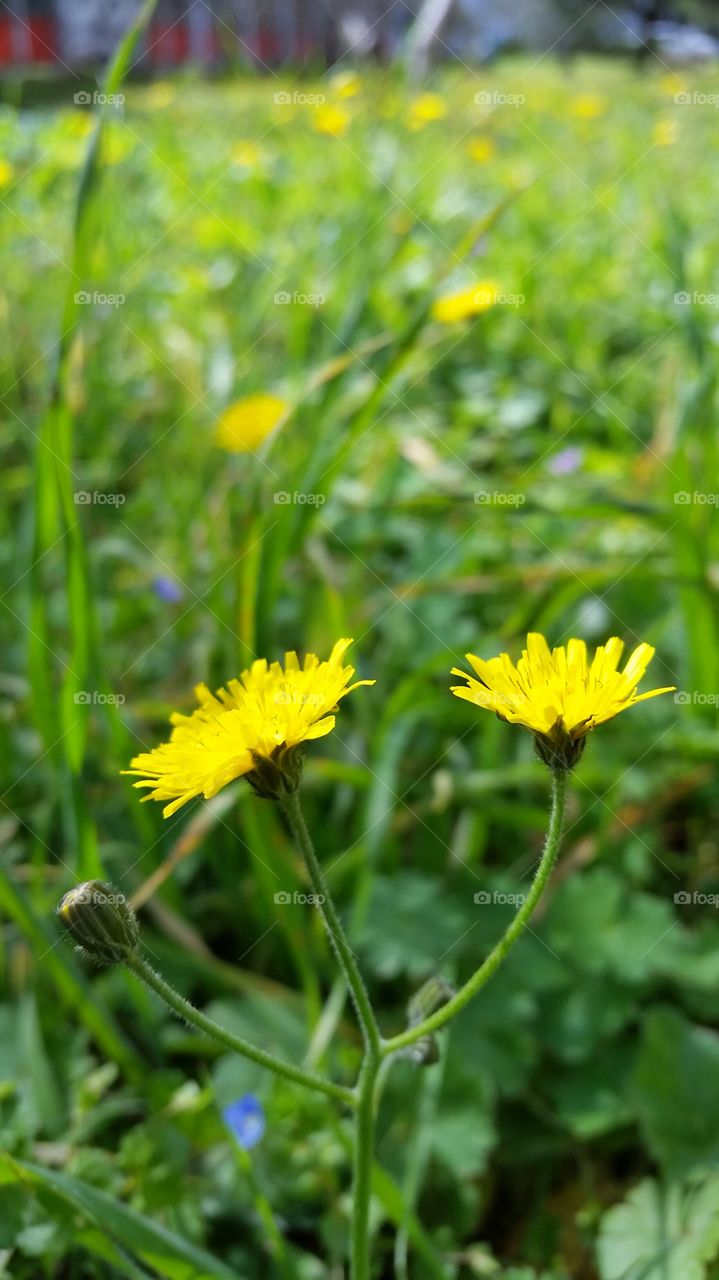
[0,1,345,70]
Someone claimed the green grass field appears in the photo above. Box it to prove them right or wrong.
[2,51,719,1280]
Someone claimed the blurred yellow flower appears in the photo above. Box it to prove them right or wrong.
[570,93,607,119]
[330,70,362,99]
[66,113,95,138]
[216,393,289,452]
[653,118,678,147]
[145,81,176,109]
[232,141,264,169]
[125,639,374,816]
[103,129,136,165]
[466,135,496,163]
[407,93,448,130]
[314,105,350,137]
[452,633,674,768]
[0,159,14,188]
[660,73,684,97]
[431,281,500,324]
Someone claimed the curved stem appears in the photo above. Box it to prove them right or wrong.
[279,791,381,1055]
[381,767,568,1057]
[126,952,354,1107]
[351,1048,381,1280]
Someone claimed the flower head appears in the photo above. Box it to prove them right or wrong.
[223,1094,265,1149]
[451,633,674,769]
[466,136,496,164]
[232,140,265,169]
[314,105,350,137]
[125,639,374,815]
[431,281,500,324]
[570,93,607,120]
[152,574,184,603]
[653,119,678,147]
[216,393,289,453]
[330,70,362,99]
[407,92,447,130]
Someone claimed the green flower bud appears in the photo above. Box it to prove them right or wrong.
[57,880,139,966]
[402,974,455,1066]
[247,745,305,800]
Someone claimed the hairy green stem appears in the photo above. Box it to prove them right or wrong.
[381,767,568,1057]
[279,789,383,1279]
[279,791,381,1055]
[351,1049,381,1280]
[126,952,354,1107]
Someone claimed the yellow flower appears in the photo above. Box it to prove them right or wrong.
[314,105,350,137]
[0,159,14,188]
[124,640,374,815]
[66,113,95,138]
[466,136,496,163]
[660,73,684,97]
[144,82,176,109]
[103,128,136,165]
[570,93,607,120]
[330,70,362,99]
[407,92,447,130]
[232,141,264,169]
[431,281,500,324]
[653,119,677,147]
[216,393,289,452]
[451,633,674,768]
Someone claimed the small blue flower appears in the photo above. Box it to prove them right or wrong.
[222,1094,265,1150]
[152,575,184,604]
[547,446,583,477]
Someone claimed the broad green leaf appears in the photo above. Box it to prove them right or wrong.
[633,1008,719,1177]
[598,1174,719,1280]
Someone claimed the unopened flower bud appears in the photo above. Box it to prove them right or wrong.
[57,880,139,966]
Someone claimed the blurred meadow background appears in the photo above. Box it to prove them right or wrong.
[2,5,719,1276]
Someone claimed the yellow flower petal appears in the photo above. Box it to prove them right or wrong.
[407,92,447,129]
[570,94,607,119]
[124,641,374,816]
[466,136,496,163]
[216,393,289,453]
[314,105,350,137]
[451,632,674,746]
[431,281,501,324]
